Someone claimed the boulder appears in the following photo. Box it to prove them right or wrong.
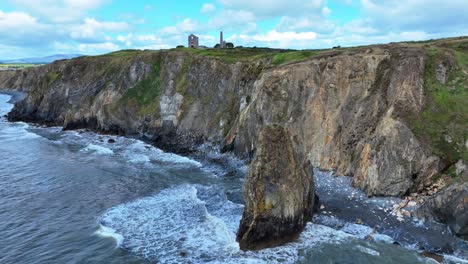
[416,175,468,239]
[236,124,315,250]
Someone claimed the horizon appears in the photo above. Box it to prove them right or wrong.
[1,0,467,60]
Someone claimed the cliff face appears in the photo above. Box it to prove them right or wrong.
[416,173,468,239]
[1,39,466,199]
[231,47,443,197]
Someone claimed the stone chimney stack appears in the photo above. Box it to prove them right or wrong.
[220,31,224,48]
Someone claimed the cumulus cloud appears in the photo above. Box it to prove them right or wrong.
[0,9,37,29]
[336,19,378,35]
[78,42,120,54]
[70,18,130,42]
[208,9,256,30]
[276,16,336,34]
[230,30,317,48]
[217,0,324,17]
[321,6,331,16]
[360,0,468,33]
[0,9,59,46]
[161,18,201,35]
[8,0,109,22]
[201,3,216,13]
[0,8,130,58]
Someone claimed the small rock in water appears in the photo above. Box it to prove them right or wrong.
[420,251,444,263]
[402,210,411,217]
[108,139,116,144]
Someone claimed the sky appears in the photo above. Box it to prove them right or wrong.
[0,0,467,59]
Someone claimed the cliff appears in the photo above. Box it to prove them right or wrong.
[0,38,467,238]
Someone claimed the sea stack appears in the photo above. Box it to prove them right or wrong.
[236,124,315,250]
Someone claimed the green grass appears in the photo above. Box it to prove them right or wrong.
[175,56,192,94]
[271,50,318,66]
[0,63,40,68]
[46,71,61,85]
[170,47,322,66]
[91,49,148,58]
[453,50,468,69]
[117,59,163,116]
[174,47,282,63]
[408,46,468,164]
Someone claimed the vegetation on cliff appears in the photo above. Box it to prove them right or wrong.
[408,39,468,172]
[118,59,162,116]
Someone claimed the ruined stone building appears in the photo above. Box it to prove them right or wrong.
[188,34,199,48]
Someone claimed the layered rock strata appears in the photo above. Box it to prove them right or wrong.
[236,124,315,250]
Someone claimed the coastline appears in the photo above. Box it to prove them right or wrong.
[0,91,466,262]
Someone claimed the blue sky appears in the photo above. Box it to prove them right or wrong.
[0,0,467,59]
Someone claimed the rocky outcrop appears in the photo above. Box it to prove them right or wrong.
[416,175,468,238]
[236,124,315,250]
[352,112,440,196]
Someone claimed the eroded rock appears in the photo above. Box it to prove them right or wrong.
[236,124,315,250]
[416,177,468,239]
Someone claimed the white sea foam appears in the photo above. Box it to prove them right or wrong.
[0,122,41,141]
[99,184,359,264]
[100,185,239,263]
[341,223,375,239]
[95,224,124,247]
[443,254,468,264]
[372,233,394,244]
[127,154,151,163]
[0,94,13,114]
[151,148,202,167]
[355,245,381,256]
[125,140,202,167]
[82,144,114,155]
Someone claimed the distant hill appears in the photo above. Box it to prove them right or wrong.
[0,54,83,64]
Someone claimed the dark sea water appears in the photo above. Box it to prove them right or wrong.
[0,93,466,264]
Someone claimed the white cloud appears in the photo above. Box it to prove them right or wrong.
[0,9,59,46]
[337,19,378,35]
[230,30,317,48]
[70,18,130,42]
[321,6,331,16]
[217,0,324,17]
[276,16,335,34]
[160,18,201,35]
[208,10,256,30]
[78,42,120,53]
[201,3,216,13]
[8,0,109,22]
[64,0,106,10]
[0,9,37,29]
[360,0,468,33]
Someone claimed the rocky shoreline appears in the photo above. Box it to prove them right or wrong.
[0,91,467,262]
[0,37,466,251]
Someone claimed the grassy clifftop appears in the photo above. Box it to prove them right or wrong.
[88,47,322,66]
